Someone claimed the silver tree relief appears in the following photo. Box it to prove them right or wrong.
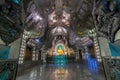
[92,0,120,42]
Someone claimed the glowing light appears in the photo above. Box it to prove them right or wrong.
[57,27,62,32]
[35,39,39,43]
[53,55,68,66]
[57,45,64,55]
[53,20,57,23]
[38,25,42,29]
[33,54,35,56]
[35,15,42,20]
[32,57,35,61]
[50,17,53,20]
[65,52,67,55]
[33,13,43,21]
[13,0,20,4]
[62,19,66,22]
[58,50,63,55]
[63,11,70,20]
[77,32,83,35]
[52,27,67,34]
[88,53,98,73]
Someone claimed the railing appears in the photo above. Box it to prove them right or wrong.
[103,57,120,80]
[0,60,18,80]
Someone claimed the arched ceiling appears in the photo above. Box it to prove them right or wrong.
[33,0,94,31]
[0,0,94,45]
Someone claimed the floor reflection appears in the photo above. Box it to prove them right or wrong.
[54,67,68,80]
[88,58,99,73]
[16,62,105,80]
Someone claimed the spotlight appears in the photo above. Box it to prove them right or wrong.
[35,39,39,43]
[34,13,42,21]
[62,19,66,22]
[53,20,57,23]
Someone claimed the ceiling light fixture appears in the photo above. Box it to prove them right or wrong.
[62,19,66,22]
[33,13,43,21]
[53,19,57,23]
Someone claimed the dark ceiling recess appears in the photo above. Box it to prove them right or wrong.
[0,0,24,44]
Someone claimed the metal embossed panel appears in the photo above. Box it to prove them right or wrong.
[0,60,18,80]
[103,58,120,80]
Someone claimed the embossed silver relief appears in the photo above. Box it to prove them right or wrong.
[103,58,120,80]
[92,0,120,42]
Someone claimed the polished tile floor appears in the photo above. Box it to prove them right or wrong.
[16,61,106,80]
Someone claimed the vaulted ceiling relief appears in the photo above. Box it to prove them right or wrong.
[0,0,120,46]
[0,0,24,45]
[21,0,94,50]
[92,0,120,43]
[0,0,95,47]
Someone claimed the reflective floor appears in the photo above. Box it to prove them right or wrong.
[16,61,106,80]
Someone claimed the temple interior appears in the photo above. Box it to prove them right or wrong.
[0,0,120,80]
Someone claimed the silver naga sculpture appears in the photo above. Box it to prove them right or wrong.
[92,0,120,42]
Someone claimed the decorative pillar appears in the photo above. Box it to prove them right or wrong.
[36,50,39,61]
[32,46,36,61]
[93,30,102,62]
[75,46,80,60]
[41,45,46,63]
[84,46,89,60]
[18,30,29,64]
